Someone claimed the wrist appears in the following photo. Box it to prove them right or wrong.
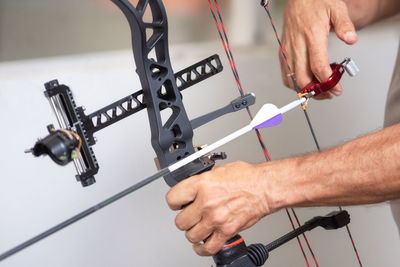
[258,156,314,214]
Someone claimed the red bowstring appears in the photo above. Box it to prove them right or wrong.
[340,207,364,267]
[286,209,312,267]
[207,0,272,162]
[290,208,319,266]
[208,1,318,266]
[264,4,294,77]
[262,2,363,267]
[212,2,245,91]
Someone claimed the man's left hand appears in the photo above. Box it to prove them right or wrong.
[166,161,272,256]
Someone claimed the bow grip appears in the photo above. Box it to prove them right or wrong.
[213,235,258,267]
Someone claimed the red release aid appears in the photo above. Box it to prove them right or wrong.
[300,63,345,97]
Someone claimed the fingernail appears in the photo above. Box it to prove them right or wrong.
[344,31,358,43]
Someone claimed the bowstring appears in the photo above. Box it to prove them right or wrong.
[207,1,315,266]
[261,2,363,267]
[207,0,272,162]
[262,3,320,151]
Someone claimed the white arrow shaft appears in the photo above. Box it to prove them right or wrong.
[280,98,306,114]
[169,97,307,173]
[169,124,252,172]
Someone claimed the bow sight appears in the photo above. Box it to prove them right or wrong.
[26,55,255,187]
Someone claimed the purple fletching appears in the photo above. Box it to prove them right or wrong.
[252,113,283,130]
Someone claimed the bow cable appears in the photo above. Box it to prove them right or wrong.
[207,1,318,266]
[207,0,272,162]
[261,1,363,266]
[262,2,320,150]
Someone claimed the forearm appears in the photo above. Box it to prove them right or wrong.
[344,0,400,29]
[263,123,400,211]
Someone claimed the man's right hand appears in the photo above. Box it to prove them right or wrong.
[280,0,358,99]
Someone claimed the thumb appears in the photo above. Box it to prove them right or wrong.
[330,3,358,45]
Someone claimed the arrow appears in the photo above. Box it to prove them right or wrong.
[0,97,306,262]
[170,97,305,172]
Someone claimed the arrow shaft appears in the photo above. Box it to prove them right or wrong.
[280,98,306,114]
[169,125,252,172]
[0,98,305,262]
[0,168,170,262]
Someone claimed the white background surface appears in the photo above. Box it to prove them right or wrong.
[0,23,400,267]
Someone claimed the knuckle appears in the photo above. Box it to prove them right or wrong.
[198,195,209,208]
[198,195,214,212]
[220,224,238,237]
[209,207,230,226]
[209,213,224,226]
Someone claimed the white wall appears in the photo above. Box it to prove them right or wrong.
[0,22,399,267]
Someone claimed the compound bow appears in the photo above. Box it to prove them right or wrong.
[0,0,363,266]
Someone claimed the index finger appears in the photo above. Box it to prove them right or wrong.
[308,34,343,97]
[307,32,332,83]
[166,175,199,211]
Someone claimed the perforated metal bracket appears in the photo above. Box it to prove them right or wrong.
[76,55,223,146]
[190,93,255,129]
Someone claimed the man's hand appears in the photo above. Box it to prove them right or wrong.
[166,162,272,256]
[281,0,358,99]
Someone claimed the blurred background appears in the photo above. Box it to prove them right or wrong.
[0,0,284,61]
[1,0,400,267]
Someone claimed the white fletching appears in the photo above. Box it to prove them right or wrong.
[249,104,281,129]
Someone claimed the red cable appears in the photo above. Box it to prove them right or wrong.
[286,209,311,267]
[207,0,242,92]
[291,208,319,267]
[213,0,244,91]
[208,0,271,161]
[264,4,294,77]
